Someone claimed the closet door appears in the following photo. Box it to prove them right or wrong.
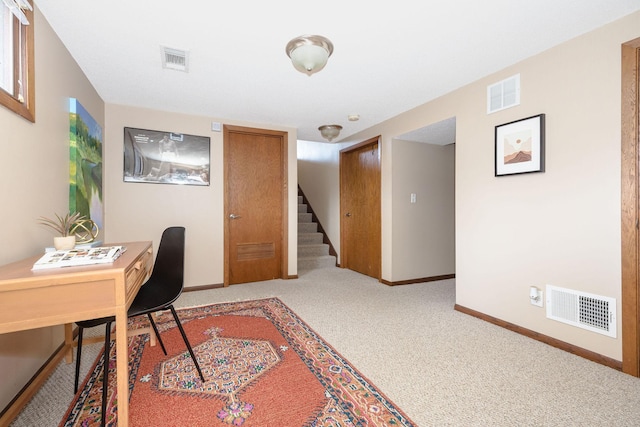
[340,137,381,279]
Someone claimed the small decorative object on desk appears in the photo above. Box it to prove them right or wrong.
[37,212,98,250]
[32,246,125,270]
[53,235,76,251]
[71,218,100,244]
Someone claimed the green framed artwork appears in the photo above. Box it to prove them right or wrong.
[69,98,103,230]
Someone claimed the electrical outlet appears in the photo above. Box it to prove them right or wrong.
[530,288,544,307]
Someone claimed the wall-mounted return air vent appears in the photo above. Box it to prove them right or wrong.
[545,285,616,338]
[161,46,189,72]
[487,74,520,114]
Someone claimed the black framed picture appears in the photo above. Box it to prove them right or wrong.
[123,127,210,186]
[495,114,545,176]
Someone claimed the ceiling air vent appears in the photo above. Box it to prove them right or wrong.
[161,46,189,72]
[487,74,520,114]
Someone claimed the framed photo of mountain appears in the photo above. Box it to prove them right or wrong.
[495,114,545,176]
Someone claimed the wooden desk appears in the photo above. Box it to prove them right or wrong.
[0,241,153,427]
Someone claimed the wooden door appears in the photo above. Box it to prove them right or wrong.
[340,137,381,279]
[224,125,288,285]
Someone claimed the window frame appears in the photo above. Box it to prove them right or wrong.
[0,0,34,122]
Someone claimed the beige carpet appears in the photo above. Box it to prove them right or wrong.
[10,266,640,426]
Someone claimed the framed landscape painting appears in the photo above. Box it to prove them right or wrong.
[495,114,545,177]
[123,127,210,186]
[69,98,103,229]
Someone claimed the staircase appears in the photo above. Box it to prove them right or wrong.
[298,194,337,271]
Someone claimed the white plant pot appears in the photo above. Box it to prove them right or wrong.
[54,235,76,251]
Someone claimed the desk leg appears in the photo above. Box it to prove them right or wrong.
[115,307,129,426]
[64,323,74,364]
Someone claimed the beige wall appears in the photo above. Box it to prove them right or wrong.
[391,140,455,281]
[339,10,639,360]
[451,13,635,360]
[104,104,298,287]
[0,8,105,409]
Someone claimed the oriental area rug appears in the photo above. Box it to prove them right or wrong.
[60,298,416,427]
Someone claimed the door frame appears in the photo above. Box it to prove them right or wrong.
[223,124,289,286]
[339,136,381,279]
[621,37,640,376]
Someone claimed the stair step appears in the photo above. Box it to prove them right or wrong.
[298,212,313,223]
[298,195,303,204]
[298,222,318,233]
[298,232,323,244]
[298,243,329,257]
[298,204,308,213]
[298,255,336,270]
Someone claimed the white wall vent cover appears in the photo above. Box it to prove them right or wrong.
[487,74,520,114]
[545,285,616,338]
[161,46,189,72]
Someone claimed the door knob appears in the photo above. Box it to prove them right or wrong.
[229,214,241,219]
[345,212,352,217]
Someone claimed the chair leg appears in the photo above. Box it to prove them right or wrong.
[147,313,167,355]
[169,305,205,382]
[100,322,112,427]
[74,326,84,394]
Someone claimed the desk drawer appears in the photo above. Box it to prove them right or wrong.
[125,247,153,302]
[0,279,117,331]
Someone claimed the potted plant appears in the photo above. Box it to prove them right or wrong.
[38,212,86,250]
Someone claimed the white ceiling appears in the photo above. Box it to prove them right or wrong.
[35,1,640,143]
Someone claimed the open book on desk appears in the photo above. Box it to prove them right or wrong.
[32,246,126,270]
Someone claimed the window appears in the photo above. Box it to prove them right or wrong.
[0,0,34,122]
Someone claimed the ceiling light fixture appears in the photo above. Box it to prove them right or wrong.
[286,35,334,76]
[318,124,342,142]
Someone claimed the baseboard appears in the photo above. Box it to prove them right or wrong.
[380,274,455,286]
[0,338,71,426]
[454,304,623,371]
[183,283,224,292]
[183,275,298,291]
